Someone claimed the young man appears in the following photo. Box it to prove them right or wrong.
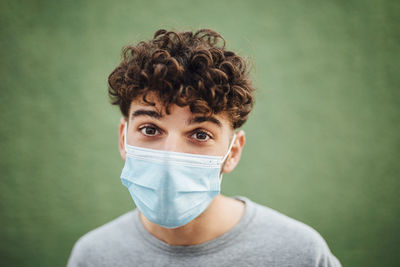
[67,29,341,266]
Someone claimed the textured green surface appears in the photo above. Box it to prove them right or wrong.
[0,0,399,266]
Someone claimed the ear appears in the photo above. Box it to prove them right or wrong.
[118,117,127,161]
[222,130,246,174]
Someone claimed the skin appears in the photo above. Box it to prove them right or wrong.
[118,95,246,246]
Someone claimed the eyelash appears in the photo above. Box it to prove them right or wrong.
[138,125,162,137]
[138,125,213,142]
[190,129,213,142]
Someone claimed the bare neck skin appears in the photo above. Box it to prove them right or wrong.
[139,194,245,246]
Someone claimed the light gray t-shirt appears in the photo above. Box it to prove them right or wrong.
[67,197,341,267]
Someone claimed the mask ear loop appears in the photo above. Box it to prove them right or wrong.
[219,133,237,180]
[124,121,128,152]
[221,133,236,163]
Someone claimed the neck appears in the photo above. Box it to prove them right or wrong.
[139,195,245,246]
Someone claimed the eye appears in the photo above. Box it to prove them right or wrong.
[139,126,160,136]
[191,131,211,142]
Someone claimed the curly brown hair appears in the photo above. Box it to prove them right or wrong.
[108,29,255,129]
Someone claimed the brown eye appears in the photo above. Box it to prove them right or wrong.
[192,131,210,141]
[140,126,159,136]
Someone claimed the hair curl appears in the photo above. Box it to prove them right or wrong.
[108,29,254,129]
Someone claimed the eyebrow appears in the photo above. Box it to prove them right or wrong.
[131,109,222,128]
[189,116,222,127]
[131,109,162,119]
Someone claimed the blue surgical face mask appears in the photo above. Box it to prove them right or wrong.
[120,122,236,228]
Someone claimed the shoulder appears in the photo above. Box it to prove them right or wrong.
[240,197,341,266]
[67,210,137,267]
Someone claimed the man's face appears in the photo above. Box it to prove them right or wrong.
[118,95,246,174]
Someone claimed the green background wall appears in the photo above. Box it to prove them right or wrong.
[1,0,399,266]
